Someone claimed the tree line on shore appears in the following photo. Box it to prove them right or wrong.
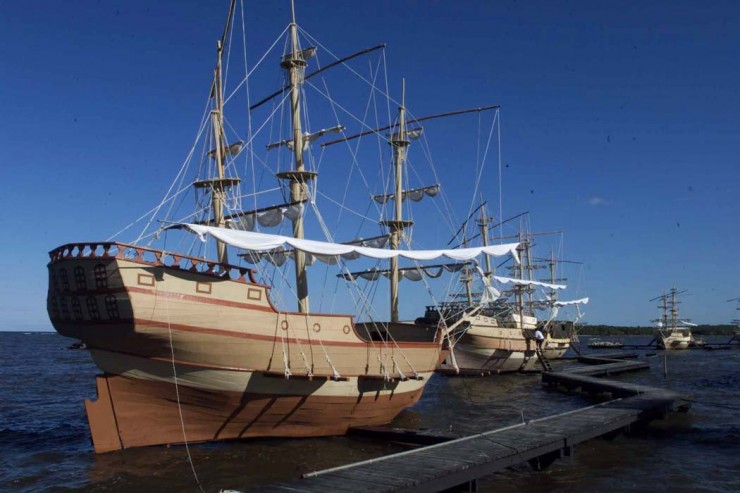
[578,324,739,336]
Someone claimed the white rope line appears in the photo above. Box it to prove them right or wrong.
[308,318,343,380]
[306,193,388,355]
[278,314,292,378]
[108,89,211,243]
[290,315,313,376]
[468,110,499,228]
[304,78,395,149]
[298,27,394,103]
[239,0,259,219]
[315,190,378,223]
[315,55,388,229]
[223,24,290,105]
[161,284,205,493]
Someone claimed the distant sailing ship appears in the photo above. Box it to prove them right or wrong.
[46,1,519,452]
[536,250,589,359]
[434,210,588,374]
[651,288,694,350]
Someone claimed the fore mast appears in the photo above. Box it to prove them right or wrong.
[194,0,240,265]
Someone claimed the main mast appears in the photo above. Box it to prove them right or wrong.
[478,206,494,279]
[514,229,525,322]
[382,80,414,322]
[276,2,316,313]
[669,287,679,329]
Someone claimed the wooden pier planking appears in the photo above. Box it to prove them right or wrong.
[245,357,690,493]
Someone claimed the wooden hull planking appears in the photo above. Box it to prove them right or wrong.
[47,243,444,452]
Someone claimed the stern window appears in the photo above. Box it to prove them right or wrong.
[71,297,83,320]
[94,264,108,289]
[74,266,87,291]
[86,296,100,320]
[60,269,70,291]
[59,297,70,320]
[105,295,119,319]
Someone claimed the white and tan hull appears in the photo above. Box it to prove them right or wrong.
[86,350,432,453]
[658,333,692,350]
[440,318,538,374]
[543,338,570,360]
[47,243,444,452]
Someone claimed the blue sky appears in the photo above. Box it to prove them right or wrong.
[1,0,738,331]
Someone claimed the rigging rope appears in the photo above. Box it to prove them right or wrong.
[159,270,205,493]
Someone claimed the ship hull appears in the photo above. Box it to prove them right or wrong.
[542,338,570,360]
[47,243,444,452]
[541,321,575,360]
[439,317,538,374]
[440,345,538,373]
[86,368,429,453]
[657,332,692,350]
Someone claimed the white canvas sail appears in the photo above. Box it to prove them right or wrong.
[226,203,304,231]
[373,184,440,204]
[185,224,520,262]
[340,262,468,282]
[553,297,590,306]
[492,276,566,290]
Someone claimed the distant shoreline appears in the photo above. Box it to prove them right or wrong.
[579,325,739,336]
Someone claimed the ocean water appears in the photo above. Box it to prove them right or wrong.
[1,332,738,492]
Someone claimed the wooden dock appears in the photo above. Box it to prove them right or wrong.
[246,356,690,493]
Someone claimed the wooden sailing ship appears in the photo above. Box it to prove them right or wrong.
[652,288,694,350]
[535,250,588,359]
[436,209,539,374]
[46,1,519,452]
[431,210,576,374]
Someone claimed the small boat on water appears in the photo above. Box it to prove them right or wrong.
[651,288,694,350]
[587,339,624,349]
[46,1,520,453]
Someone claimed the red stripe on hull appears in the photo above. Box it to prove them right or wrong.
[86,374,424,453]
[55,317,441,350]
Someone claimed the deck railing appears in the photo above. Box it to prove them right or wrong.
[48,242,256,284]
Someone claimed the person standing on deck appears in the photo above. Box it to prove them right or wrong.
[534,329,545,350]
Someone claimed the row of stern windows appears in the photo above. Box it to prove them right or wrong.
[49,295,120,321]
[51,265,108,292]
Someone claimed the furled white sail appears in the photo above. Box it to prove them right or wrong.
[492,276,566,290]
[678,320,697,327]
[341,263,468,282]
[475,266,502,304]
[227,203,303,231]
[242,235,391,267]
[553,297,590,306]
[186,224,520,262]
[373,184,440,204]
